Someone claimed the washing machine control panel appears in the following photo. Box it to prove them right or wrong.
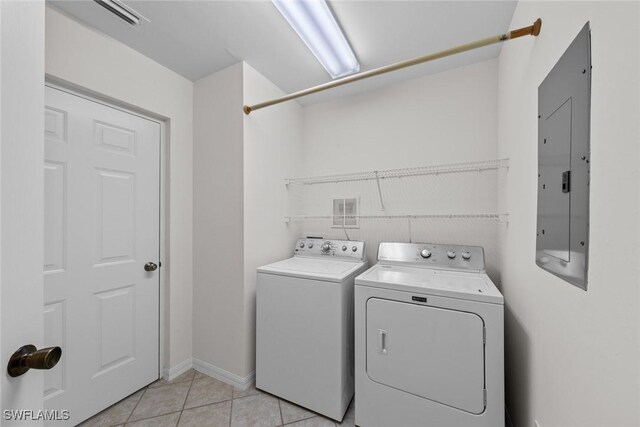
[295,238,365,261]
[377,242,485,272]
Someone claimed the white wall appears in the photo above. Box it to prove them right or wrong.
[193,63,246,378]
[297,60,503,276]
[0,0,45,418]
[45,6,194,372]
[192,62,302,381]
[242,63,303,376]
[302,59,499,174]
[497,2,640,426]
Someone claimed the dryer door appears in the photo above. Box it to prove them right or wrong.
[366,298,485,414]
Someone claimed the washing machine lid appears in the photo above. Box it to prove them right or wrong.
[355,264,503,304]
[258,257,367,282]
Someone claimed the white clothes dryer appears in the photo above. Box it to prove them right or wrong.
[355,242,504,427]
[257,238,368,421]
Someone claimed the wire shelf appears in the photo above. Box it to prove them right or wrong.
[284,213,508,223]
[285,158,508,186]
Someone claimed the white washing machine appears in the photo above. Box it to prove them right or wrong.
[256,238,368,421]
[355,242,504,427]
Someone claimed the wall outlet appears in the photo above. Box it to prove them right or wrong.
[534,420,542,427]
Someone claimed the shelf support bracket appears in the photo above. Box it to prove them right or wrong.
[374,171,386,211]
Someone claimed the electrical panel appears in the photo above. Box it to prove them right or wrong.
[536,22,591,290]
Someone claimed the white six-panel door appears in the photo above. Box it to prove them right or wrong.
[43,86,160,425]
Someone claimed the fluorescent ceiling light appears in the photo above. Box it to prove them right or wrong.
[94,0,148,27]
[273,0,359,79]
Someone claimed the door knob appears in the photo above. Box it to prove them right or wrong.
[8,345,62,377]
[144,262,158,272]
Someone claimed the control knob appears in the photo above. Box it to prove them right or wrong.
[342,245,347,251]
[352,246,358,252]
[420,249,432,259]
[299,242,305,248]
[308,243,314,249]
[447,250,456,259]
[321,242,332,253]
[461,251,471,260]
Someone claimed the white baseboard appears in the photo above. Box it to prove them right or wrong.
[163,358,193,381]
[192,358,255,391]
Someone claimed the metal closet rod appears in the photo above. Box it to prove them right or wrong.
[243,18,541,115]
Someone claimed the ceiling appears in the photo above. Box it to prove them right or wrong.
[49,0,517,105]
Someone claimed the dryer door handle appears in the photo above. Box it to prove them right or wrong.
[378,329,388,355]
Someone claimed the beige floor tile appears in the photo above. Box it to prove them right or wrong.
[129,381,191,422]
[193,370,209,380]
[79,377,353,427]
[233,383,263,399]
[79,390,144,427]
[286,417,336,427]
[178,401,231,427]
[184,376,233,409]
[231,393,282,427]
[279,399,316,424]
[125,412,180,427]
[148,369,196,388]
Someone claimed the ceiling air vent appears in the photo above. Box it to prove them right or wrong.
[94,0,148,26]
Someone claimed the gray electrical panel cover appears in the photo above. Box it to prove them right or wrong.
[536,23,591,290]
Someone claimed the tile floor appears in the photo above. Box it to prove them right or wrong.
[80,369,355,427]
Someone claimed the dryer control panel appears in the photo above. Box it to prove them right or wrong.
[295,238,365,262]
[377,242,485,272]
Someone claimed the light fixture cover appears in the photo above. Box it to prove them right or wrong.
[273,0,359,79]
[94,0,148,26]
